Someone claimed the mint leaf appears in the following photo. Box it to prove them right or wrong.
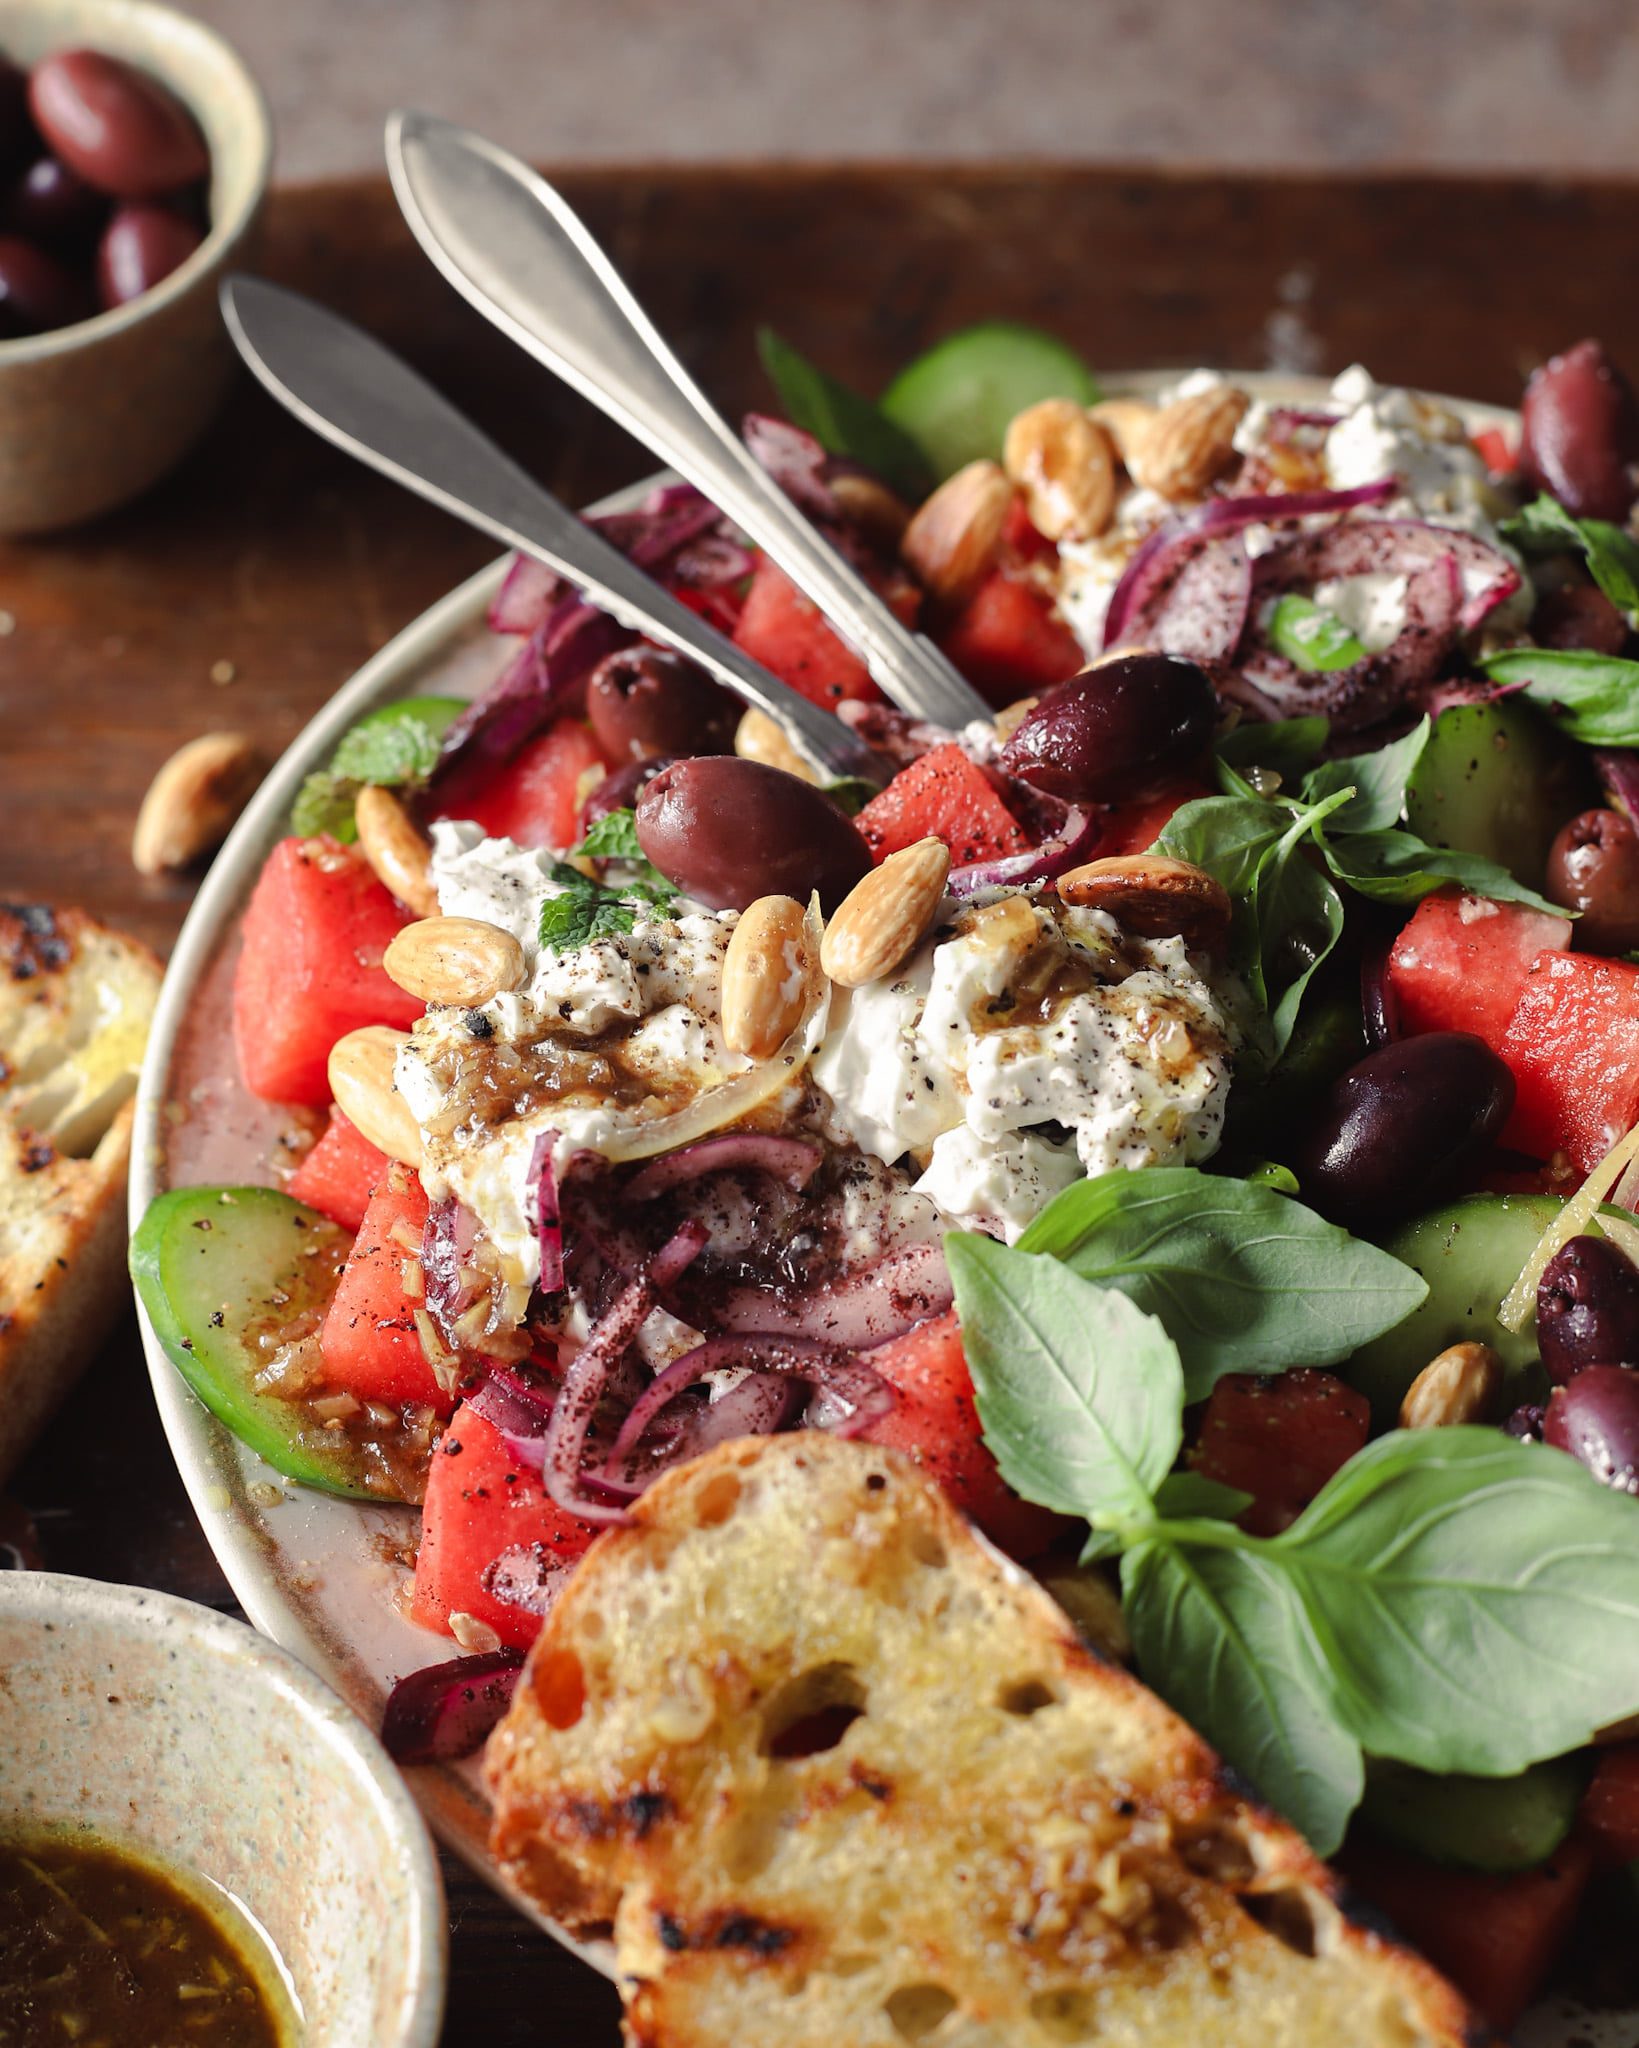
[1502,493,1639,617]
[573,807,678,900]
[1269,1428,1639,1776]
[1216,715,1331,778]
[537,888,638,952]
[1122,1539,1364,1854]
[1016,1167,1426,1399]
[1479,647,1639,746]
[1267,595,1367,674]
[331,712,446,787]
[757,328,933,502]
[946,1233,1182,1524]
[1298,718,1430,835]
[290,769,359,843]
[1324,827,1565,914]
[820,776,878,817]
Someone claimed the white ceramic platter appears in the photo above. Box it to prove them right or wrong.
[127,372,1629,2042]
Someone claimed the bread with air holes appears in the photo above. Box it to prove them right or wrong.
[487,1432,1487,2048]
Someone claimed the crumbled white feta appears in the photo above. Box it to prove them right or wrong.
[1309,570,1410,654]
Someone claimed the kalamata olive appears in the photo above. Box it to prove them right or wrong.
[1290,1031,1515,1226]
[0,232,91,336]
[0,57,34,174]
[585,647,739,763]
[1544,1365,1639,1493]
[1535,1235,1639,1386]
[1532,582,1630,656]
[1546,808,1639,955]
[577,753,679,837]
[4,155,108,250]
[634,757,871,912]
[29,50,208,200]
[1504,1402,1546,1443]
[1000,651,1217,804]
[1520,338,1639,524]
[96,202,201,308]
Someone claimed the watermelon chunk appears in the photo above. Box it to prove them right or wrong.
[434,714,609,853]
[1386,891,1572,1049]
[287,1108,391,1235]
[412,1399,599,1651]
[733,555,917,709]
[1499,950,1639,1172]
[855,743,1033,867]
[1109,775,1215,858]
[319,1176,454,1414]
[233,836,423,1107]
[939,569,1085,708]
[1191,1370,1371,1537]
[1579,1741,1639,1867]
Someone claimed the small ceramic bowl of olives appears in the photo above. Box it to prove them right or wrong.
[0,0,270,534]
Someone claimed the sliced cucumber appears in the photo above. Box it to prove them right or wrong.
[131,1186,376,1498]
[881,322,1100,481]
[1404,698,1592,892]
[1359,1756,1587,1874]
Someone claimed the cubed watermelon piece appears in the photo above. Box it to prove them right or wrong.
[733,555,917,709]
[412,1400,599,1651]
[1112,776,1216,858]
[1499,950,1639,1172]
[855,743,1033,867]
[232,836,423,1107]
[1191,1370,1371,1537]
[1386,891,1572,1049]
[434,714,609,853]
[287,1108,391,1235]
[861,1310,1067,1559]
[1579,1742,1639,1867]
[939,569,1085,708]
[320,1176,454,1414]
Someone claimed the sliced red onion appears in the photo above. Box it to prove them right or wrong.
[466,1362,556,1443]
[380,1649,524,1764]
[1119,530,1253,666]
[1252,517,1519,635]
[1595,749,1639,821]
[837,699,957,768]
[488,554,563,635]
[742,413,841,521]
[647,1218,711,1290]
[600,1372,803,1499]
[625,1134,823,1202]
[420,1198,482,1343]
[947,805,1099,897]
[529,1129,564,1293]
[673,532,756,586]
[708,1239,953,1350]
[481,1543,579,1620]
[1267,406,1343,434]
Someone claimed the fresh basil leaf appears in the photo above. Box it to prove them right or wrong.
[1298,717,1430,835]
[1153,1473,1254,1521]
[331,711,447,787]
[1269,1428,1639,1776]
[1243,1159,1300,1195]
[1216,715,1331,777]
[1502,494,1639,617]
[1122,1539,1364,1854]
[1016,1167,1427,1399]
[757,327,933,502]
[1479,647,1639,747]
[946,1233,1182,1522]
[1152,796,1288,894]
[1267,595,1367,674]
[1324,827,1565,914]
[290,770,359,843]
[1254,815,1347,1057]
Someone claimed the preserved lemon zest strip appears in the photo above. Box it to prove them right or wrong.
[1498,1121,1639,1332]
[1596,1210,1639,1271]
[1616,1149,1639,1212]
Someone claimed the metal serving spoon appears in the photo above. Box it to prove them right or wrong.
[219,276,887,785]
[385,109,992,733]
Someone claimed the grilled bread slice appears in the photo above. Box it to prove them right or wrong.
[0,904,160,1482]
[488,1432,1484,2048]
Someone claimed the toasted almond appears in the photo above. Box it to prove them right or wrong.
[384,916,527,1007]
[1399,1341,1503,1430]
[1132,385,1250,502]
[327,1025,423,1167]
[131,731,262,875]
[721,894,811,1058]
[829,470,912,546]
[992,695,1039,744]
[1088,397,1159,471]
[734,706,821,786]
[1003,399,1118,542]
[821,836,950,988]
[899,459,1012,605]
[355,783,440,918]
[1056,854,1232,954]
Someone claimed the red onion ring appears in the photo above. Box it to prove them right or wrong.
[625,1134,824,1202]
[1595,749,1639,821]
[947,805,1099,896]
[1118,531,1254,666]
[528,1129,565,1293]
[420,1198,482,1344]
[380,1650,524,1764]
[707,1239,953,1350]
[465,1362,556,1443]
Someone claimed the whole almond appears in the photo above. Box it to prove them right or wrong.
[1399,1341,1503,1430]
[384,916,528,1007]
[735,706,821,786]
[900,459,1012,605]
[355,783,439,918]
[1056,854,1232,954]
[1088,397,1159,471]
[327,1025,423,1166]
[1132,386,1250,502]
[721,894,811,1058]
[821,836,950,988]
[829,470,912,546]
[1003,398,1118,542]
[132,731,262,875]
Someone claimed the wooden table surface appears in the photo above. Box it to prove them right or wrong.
[7,163,1639,2044]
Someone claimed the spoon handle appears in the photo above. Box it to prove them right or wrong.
[219,276,886,786]
[386,110,991,733]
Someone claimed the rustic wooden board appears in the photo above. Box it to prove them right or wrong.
[7,164,1639,2043]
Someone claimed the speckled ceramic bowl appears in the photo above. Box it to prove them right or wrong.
[0,1571,446,2044]
[0,0,271,534]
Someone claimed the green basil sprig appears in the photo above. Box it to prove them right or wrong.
[948,1232,1639,1854]
[757,328,934,503]
[1479,646,1639,748]
[1501,493,1639,619]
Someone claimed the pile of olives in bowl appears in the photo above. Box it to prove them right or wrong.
[0,45,210,338]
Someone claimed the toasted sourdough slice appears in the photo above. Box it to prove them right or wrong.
[488,1433,1485,2048]
[0,904,160,1483]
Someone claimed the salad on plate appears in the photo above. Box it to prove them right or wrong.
[131,322,1639,2037]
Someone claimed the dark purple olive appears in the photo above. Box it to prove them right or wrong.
[999,651,1217,804]
[577,753,679,838]
[1544,1364,1639,1493]
[95,202,201,308]
[0,232,91,336]
[1546,808,1639,955]
[1290,1032,1515,1225]
[634,757,871,912]
[585,647,739,764]
[1533,582,1630,656]
[3,155,108,250]
[0,57,34,175]
[29,50,208,200]
[1535,1235,1639,1386]
[1504,1402,1547,1443]
[1520,339,1639,524]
